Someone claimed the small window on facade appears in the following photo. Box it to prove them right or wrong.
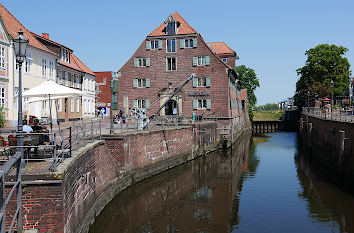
[58,99,62,112]
[65,72,69,86]
[185,39,193,48]
[71,98,74,112]
[49,60,54,78]
[0,86,5,107]
[166,57,177,71]
[71,74,75,87]
[222,58,227,63]
[25,53,32,73]
[42,101,46,110]
[76,97,80,112]
[167,39,176,52]
[0,46,5,69]
[167,22,176,35]
[41,58,47,77]
[198,77,207,87]
[198,99,207,109]
[151,40,159,50]
[198,57,206,66]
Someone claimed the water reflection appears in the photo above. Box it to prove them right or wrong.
[296,142,354,233]
[89,134,252,233]
[90,132,354,233]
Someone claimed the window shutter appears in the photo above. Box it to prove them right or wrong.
[146,57,150,67]
[206,77,211,87]
[193,99,198,110]
[192,78,198,88]
[205,56,210,66]
[192,57,197,66]
[134,58,138,67]
[146,41,151,50]
[206,99,211,110]
[133,100,138,108]
[158,40,163,49]
[193,38,197,48]
[146,78,150,88]
[180,39,185,49]
[133,79,138,88]
[145,99,150,109]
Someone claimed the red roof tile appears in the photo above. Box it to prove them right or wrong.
[71,54,95,76]
[0,4,57,56]
[148,12,197,37]
[207,42,234,55]
[30,31,72,51]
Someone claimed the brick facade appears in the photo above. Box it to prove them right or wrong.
[118,13,244,119]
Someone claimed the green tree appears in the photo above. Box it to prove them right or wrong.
[295,44,351,108]
[236,65,260,120]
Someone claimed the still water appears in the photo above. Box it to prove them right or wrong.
[89,132,354,233]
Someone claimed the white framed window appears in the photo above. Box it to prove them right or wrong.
[134,57,150,67]
[71,74,75,87]
[151,40,159,50]
[58,99,62,112]
[0,45,6,69]
[0,85,5,107]
[76,75,80,88]
[25,53,32,73]
[134,99,150,109]
[65,72,69,86]
[185,39,193,48]
[133,78,150,88]
[49,60,54,78]
[193,77,211,87]
[58,71,63,84]
[83,99,86,113]
[76,97,80,112]
[61,49,70,63]
[166,39,176,53]
[166,57,177,71]
[166,22,176,35]
[70,98,74,112]
[42,101,47,110]
[222,58,227,63]
[193,99,211,110]
[192,56,210,66]
[41,58,47,77]
[198,57,206,66]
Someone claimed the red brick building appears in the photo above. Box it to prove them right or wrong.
[118,12,245,119]
[94,71,118,117]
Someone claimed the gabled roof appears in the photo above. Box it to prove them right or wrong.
[71,54,95,76]
[207,42,235,55]
[0,4,57,56]
[58,54,82,73]
[148,12,197,37]
[30,31,73,52]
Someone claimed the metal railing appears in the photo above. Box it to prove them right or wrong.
[303,107,354,122]
[0,152,22,233]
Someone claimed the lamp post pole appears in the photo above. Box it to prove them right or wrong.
[331,79,334,120]
[13,29,29,233]
[109,76,117,134]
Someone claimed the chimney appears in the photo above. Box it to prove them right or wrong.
[42,33,49,40]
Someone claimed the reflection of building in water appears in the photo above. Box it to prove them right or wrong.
[296,146,354,233]
[89,134,252,233]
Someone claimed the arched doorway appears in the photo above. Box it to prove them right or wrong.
[165,100,177,115]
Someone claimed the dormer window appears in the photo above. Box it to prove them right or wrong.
[61,48,71,63]
[167,22,176,35]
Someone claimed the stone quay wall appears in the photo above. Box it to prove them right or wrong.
[5,120,251,233]
[299,115,354,184]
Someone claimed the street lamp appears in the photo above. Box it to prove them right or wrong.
[330,79,334,119]
[13,29,29,233]
[109,76,117,134]
[13,29,29,156]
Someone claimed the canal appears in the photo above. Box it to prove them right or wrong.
[89,132,354,233]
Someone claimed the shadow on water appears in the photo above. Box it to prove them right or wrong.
[89,132,354,233]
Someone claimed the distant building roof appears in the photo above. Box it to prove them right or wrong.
[0,4,57,55]
[207,42,235,55]
[148,12,197,37]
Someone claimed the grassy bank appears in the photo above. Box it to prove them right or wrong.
[252,110,284,121]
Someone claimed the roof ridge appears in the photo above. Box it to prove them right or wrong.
[30,31,73,51]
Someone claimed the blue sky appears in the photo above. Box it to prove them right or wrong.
[3,0,354,105]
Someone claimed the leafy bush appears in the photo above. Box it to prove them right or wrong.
[0,106,6,128]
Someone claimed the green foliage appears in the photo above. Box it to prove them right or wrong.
[295,44,351,108]
[254,103,278,111]
[0,106,6,128]
[236,65,260,119]
[253,110,284,121]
